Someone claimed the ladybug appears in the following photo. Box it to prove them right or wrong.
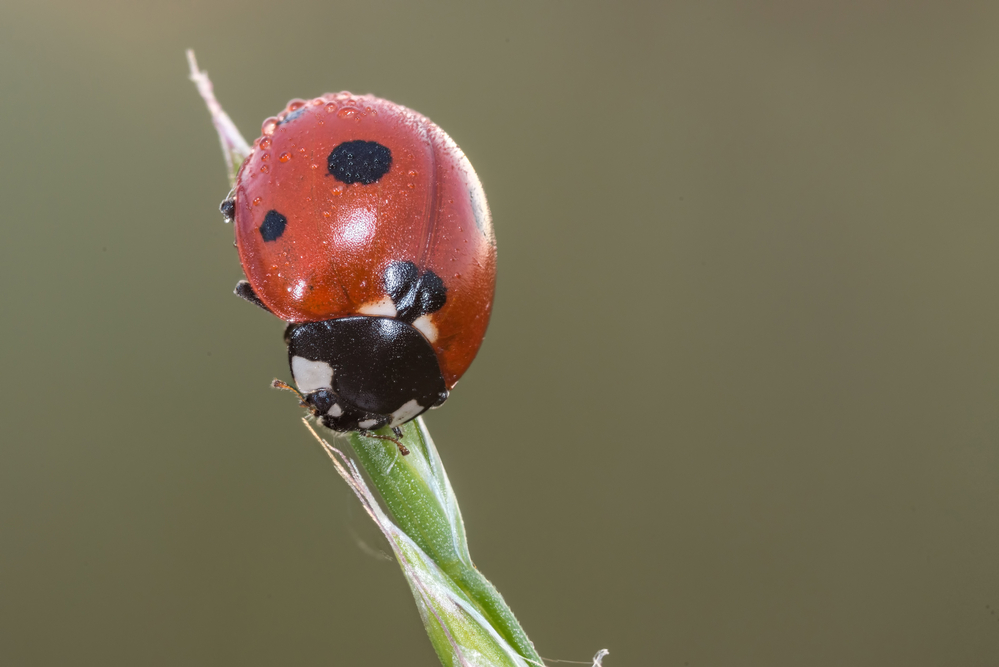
[220,94,495,437]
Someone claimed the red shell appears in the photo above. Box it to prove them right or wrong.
[233,93,496,389]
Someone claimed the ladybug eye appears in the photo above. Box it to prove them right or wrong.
[327,140,392,184]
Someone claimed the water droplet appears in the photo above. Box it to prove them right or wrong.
[287,99,306,112]
[253,197,263,206]
[260,165,269,174]
[408,170,418,177]
[322,211,331,218]
[337,107,358,119]
[311,97,324,106]
[261,117,279,136]
[259,137,272,150]
[260,153,270,162]
[325,102,338,114]
[279,152,292,163]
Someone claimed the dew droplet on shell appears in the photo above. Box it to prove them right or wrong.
[261,118,279,136]
[279,152,292,163]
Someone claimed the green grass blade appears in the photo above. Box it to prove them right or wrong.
[307,422,536,667]
[349,420,542,665]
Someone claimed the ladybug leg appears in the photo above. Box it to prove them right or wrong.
[392,426,404,439]
[219,196,235,222]
[361,431,410,456]
[234,280,273,313]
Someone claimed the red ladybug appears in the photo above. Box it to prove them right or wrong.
[222,93,495,434]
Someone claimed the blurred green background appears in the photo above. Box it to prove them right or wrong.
[2,1,999,665]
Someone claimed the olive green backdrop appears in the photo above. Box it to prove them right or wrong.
[2,1,998,665]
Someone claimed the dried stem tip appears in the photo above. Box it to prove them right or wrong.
[186,49,252,186]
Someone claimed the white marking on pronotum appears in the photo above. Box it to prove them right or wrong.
[327,403,343,417]
[412,314,438,343]
[291,356,333,393]
[390,399,423,426]
[357,297,397,317]
[358,419,379,429]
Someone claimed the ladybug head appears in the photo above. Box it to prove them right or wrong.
[285,316,447,433]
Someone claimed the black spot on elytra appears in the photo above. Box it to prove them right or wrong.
[383,261,447,323]
[328,140,392,184]
[259,210,287,242]
[384,261,419,300]
[220,198,235,221]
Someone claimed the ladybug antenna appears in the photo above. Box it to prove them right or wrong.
[271,378,307,406]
